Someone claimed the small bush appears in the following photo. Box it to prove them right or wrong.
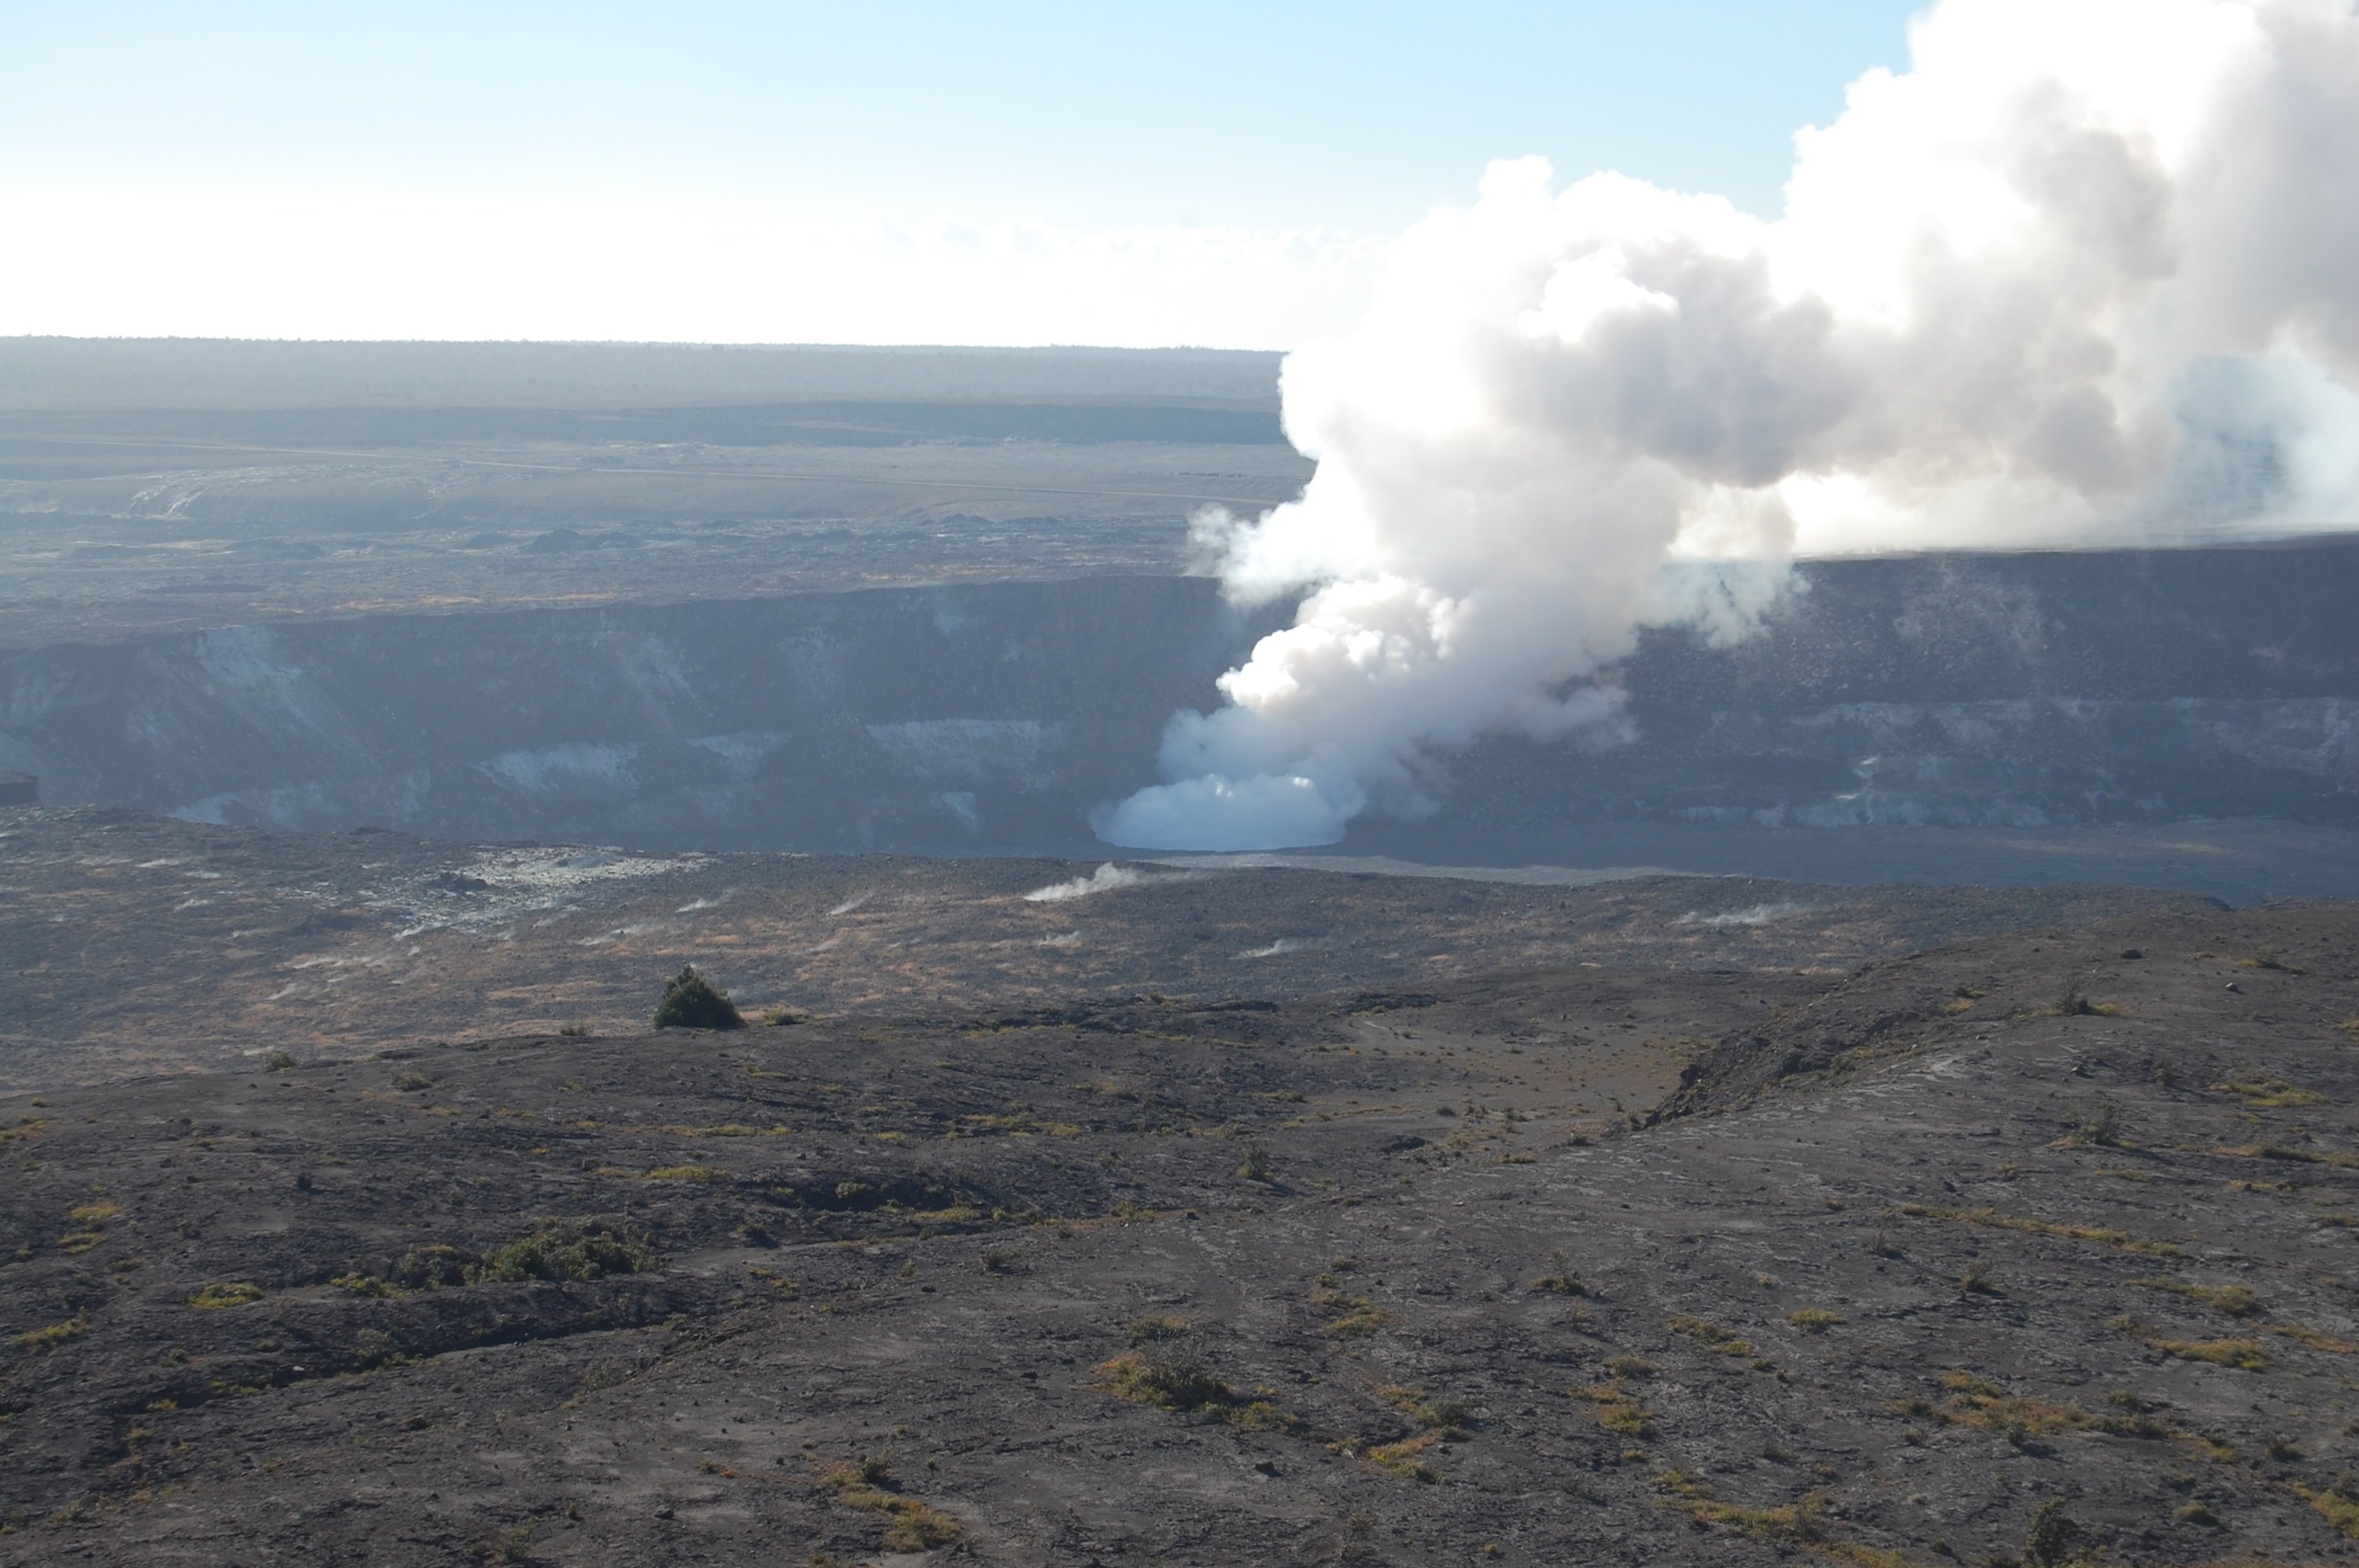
[2022,1499,2082,1567]
[653,966,744,1030]
[264,1050,298,1072]
[1532,1247,1584,1295]
[1237,1143,1274,1183]
[388,1244,474,1290]
[1095,1349,1233,1412]
[2063,1098,2125,1147]
[467,1220,655,1284]
[378,1221,655,1292]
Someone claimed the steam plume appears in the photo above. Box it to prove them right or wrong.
[1099,0,2359,852]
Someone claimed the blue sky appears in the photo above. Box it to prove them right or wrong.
[2,2,1930,343]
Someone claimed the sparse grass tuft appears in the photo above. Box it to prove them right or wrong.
[2291,1478,2359,1540]
[476,1522,538,1564]
[1787,1308,1846,1334]
[2214,1077,2328,1108]
[2216,1143,2359,1169]
[13,1316,90,1351]
[187,1282,264,1310]
[1900,1202,2186,1256]
[817,1452,961,1551]
[1360,1429,1442,1481]
[1931,1371,2089,1442]
[1377,1383,1472,1434]
[1122,1314,1191,1345]
[1651,1471,1826,1544]
[642,1164,722,1183]
[2118,1317,2271,1369]
[1531,1247,1584,1296]
[2270,1323,2359,1355]
[1322,1297,1396,1338]
[1571,1380,1653,1438]
[1093,1349,1233,1412]
[2158,1338,2271,1370]
[1669,1316,1755,1356]
[2135,1278,2259,1316]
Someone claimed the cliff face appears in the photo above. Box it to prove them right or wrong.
[2,540,2354,854]
[0,577,1274,852]
[1482,541,2359,830]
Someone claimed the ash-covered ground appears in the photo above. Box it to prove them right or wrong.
[0,805,2198,1094]
[5,900,2359,1564]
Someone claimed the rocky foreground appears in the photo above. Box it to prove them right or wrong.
[5,904,2359,1564]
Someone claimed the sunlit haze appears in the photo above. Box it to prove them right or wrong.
[3,2,1920,347]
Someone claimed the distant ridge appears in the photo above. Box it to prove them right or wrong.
[0,337,1286,412]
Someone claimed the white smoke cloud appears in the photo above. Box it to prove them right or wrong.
[1022,863,1148,902]
[1100,0,2359,853]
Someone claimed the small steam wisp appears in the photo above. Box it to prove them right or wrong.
[1100,0,2359,852]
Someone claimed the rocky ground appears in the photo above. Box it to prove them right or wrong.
[0,805,2201,1092]
[5,897,2359,1564]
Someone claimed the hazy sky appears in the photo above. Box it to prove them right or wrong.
[3,2,1924,346]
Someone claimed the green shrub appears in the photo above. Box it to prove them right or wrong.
[2022,1499,2081,1567]
[653,966,745,1030]
[379,1220,655,1291]
[466,1220,656,1283]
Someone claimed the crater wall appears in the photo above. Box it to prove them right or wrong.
[2,540,2354,856]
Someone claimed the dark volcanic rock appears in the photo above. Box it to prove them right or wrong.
[5,904,2359,1564]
